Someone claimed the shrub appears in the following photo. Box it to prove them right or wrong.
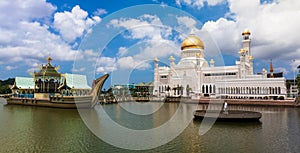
[278,96,284,100]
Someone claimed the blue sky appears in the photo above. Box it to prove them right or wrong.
[0,0,299,87]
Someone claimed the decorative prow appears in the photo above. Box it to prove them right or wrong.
[90,74,109,108]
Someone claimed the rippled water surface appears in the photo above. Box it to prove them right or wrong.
[0,102,299,152]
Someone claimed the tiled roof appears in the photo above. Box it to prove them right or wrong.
[65,73,91,89]
[15,77,34,89]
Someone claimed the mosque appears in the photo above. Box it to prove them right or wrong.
[153,29,287,100]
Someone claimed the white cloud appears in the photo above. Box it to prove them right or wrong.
[117,47,129,56]
[275,67,288,75]
[95,57,117,74]
[108,14,172,40]
[117,56,150,70]
[175,0,226,9]
[0,0,56,28]
[0,2,101,73]
[93,8,107,16]
[0,21,79,64]
[5,66,17,71]
[72,67,86,72]
[53,5,101,43]
[200,0,300,62]
[108,15,180,70]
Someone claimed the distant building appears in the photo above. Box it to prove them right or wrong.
[11,57,91,99]
[153,29,287,99]
[290,84,298,98]
[112,82,153,97]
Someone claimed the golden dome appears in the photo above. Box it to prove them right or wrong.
[169,56,175,61]
[239,48,245,54]
[181,35,204,50]
[249,56,254,60]
[242,29,251,35]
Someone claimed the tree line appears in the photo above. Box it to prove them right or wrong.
[0,78,14,94]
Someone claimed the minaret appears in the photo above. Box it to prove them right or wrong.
[169,56,175,68]
[210,59,215,67]
[270,59,274,78]
[242,29,251,56]
[239,48,246,78]
[249,55,254,75]
[153,57,159,96]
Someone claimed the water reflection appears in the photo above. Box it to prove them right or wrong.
[0,103,300,152]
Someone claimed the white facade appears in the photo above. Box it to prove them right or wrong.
[153,30,287,99]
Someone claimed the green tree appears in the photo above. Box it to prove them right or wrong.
[0,85,11,94]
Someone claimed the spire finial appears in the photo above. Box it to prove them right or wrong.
[46,56,52,64]
[270,59,274,78]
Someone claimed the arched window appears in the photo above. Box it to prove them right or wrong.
[213,85,216,93]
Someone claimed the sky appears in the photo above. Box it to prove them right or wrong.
[0,0,300,86]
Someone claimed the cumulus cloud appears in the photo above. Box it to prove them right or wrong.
[0,21,79,63]
[53,5,101,43]
[0,2,108,77]
[0,0,56,28]
[118,56,150,70]
[93,8,108,16]
[5,66,17,71]
[95,57,117,74]
[108,14,180,70]
[200,0,300,64]
[175,0,226,9]
[117,47,129,56]
[108,14,172,40]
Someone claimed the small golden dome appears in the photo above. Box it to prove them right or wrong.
[46,56,52,64]
[181,35,204,50]
[154,57,159,62]
[239,48,245,54]
[169,56,175,61]
[249,56,254,60]
[242,29,251,35]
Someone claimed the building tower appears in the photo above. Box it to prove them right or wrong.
[242,29,254,75]
[242,29,251,55]
[239,48,246,78]
[153,57,159,95]
[270,59,274,78]
[169,56,175,68]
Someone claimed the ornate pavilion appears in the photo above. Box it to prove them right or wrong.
[11,57,91,99]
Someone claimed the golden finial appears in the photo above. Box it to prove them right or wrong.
[249,56,254,60]
[270,59,274,73]
[46,56,52,64]
[154,57,159,62]
[239,48,245,54]
[270,59,274,78]
[242,29,251,35]
[169,56,175,61]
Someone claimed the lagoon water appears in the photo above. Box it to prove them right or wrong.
[0,102,300,153]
